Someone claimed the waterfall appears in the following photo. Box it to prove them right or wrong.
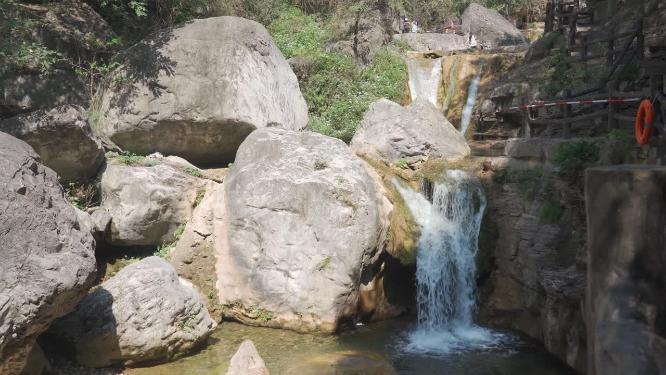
[395,170,501,354]
[406,55,443,107]
[460,62,484,136]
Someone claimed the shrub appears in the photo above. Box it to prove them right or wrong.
[539,201,563,224]
[553,140,599,176]
[65,182,99,210]
[268,5,330,59]
[115,151,146,166]
[268,5,407,143]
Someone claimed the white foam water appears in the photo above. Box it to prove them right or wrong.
[394,170,503,355]
[406,56,443,107]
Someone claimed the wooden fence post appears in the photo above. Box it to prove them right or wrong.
[607,81,618,131]
[564,89,572,138]
[522,98,531,139]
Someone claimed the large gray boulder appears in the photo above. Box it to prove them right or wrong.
[49,257,216,367]
[100,16,308,166]
[226,340,270,375]
[461,3,527,48]
[191,128,391,332]
[350,99,470,167]
[97,159,211,247]
[393,33,468,52]
[0,105,105,181]
[0,132,97,375]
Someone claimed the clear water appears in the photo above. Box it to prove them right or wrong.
[394,170,502,355]
[406,55,443,107]
[127,320,574,375]
[460,62,484,135]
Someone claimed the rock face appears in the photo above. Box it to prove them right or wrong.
[350,99,470,167]
[100,16,308,166]
[210,128,390,332]
[0,105,105,181]
[98,160,210,247]
[477,165,587,373]
[0,132,97,375]
[393,33,468,52]
[586,166,666,375]
[226,340,270,375]
[329,7,392,63]
[49,257,216,367]
[461,3,527,48]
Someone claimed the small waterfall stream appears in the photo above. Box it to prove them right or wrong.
[395,170,501,354]
[406,55,443,107]
[460,65,483,136]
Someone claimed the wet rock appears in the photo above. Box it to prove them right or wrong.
[226,340,270,375]
[98,160,211,247]
[100,16,308,166]
[350,99,470,167]
[0,105,105,182]
[461,3,527,48]
[49,257,216,367]
[0,132,97,375]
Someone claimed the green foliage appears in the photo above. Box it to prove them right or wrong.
[0,0,61,75]
[317,256,332,270]
[493,167,544,201]
[269,5,407,143]
[395,159,408,169]
[154,223,186,258]
[65,182,99,210]
[539,201,563,224]
[553,140,599,175]
[545,46,605,96]
[269,4,330,58]
[115,151,146,166]
[193,188,206,208]
[185,167,203,178]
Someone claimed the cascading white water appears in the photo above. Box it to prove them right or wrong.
[406,55,443,107]
[460,62,485,136]
[395,170,501,354]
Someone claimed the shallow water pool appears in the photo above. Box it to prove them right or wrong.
[127,319,574,375]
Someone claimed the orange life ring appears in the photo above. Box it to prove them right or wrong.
[635,99,654,146]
